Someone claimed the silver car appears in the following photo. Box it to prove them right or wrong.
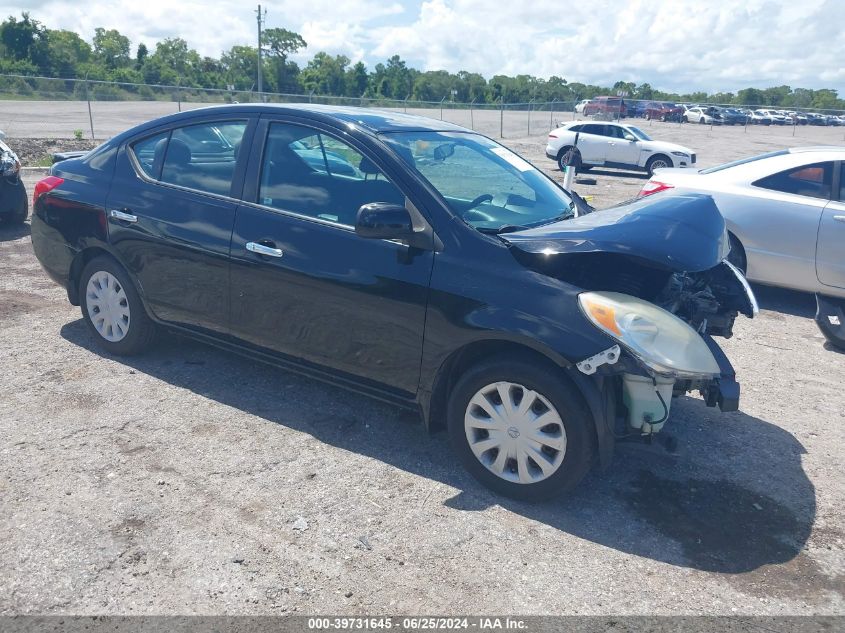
[638,147,845,299]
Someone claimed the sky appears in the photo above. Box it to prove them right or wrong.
[4,0,844,95]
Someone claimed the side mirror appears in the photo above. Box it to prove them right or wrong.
[356,202,414,240]
[623,133,637,142]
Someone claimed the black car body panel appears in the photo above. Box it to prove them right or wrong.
[502,194,730,273]
[30,104,751,473]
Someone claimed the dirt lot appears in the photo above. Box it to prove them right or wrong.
[1,112,844,616]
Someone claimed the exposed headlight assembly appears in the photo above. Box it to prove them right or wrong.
[578,291,720,378]
[670,151,689,157]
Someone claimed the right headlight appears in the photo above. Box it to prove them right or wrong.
[578,291,720,378]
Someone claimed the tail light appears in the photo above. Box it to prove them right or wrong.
[638,180,674,198]
[33,176,64,208]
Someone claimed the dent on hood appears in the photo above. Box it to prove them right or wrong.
[503,193,730,273]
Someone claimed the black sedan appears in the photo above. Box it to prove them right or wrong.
[30,104,757,500]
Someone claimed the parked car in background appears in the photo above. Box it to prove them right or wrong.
[584,96,627,119]
[546,121,696,175]
[644,102,684,122]
[627,100,649,118]
[756,109,789,125]
[787,111,809,125]
[0,132,28,225]
[638,147,845,300]
[574,99,592,114]
[806,113,828,126]
[721,108,750,125]
[683,106,723,125]
[29,104,755,500]
[748,110,772,125]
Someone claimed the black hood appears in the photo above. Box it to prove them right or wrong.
[502,193,730,273]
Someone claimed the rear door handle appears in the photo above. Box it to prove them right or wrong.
[833,215,845,222]
[109,209,138,223]
[246,241,284,258]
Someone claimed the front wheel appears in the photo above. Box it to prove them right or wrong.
[447,357,594,501]
[646,155,671,177]
[80,256,156,355]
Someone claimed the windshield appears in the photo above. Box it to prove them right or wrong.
[627,126,651,141]
[381,131,574,233]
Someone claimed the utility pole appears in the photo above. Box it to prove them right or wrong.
[256,4,266,97]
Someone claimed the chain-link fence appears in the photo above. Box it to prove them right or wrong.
[1,73,844,141]
[0,74,583,140]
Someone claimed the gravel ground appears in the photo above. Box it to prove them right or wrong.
[0,116,843,616]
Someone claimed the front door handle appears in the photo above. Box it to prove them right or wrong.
[833,215,845,222]
[246,241,284,258]
[109,209,138,223]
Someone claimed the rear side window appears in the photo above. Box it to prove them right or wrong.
[753,162,833,200]
[130,121,247,197]
[131,131,169,179]
[161,121,246,196]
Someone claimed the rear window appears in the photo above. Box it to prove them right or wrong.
[699,150,789,174]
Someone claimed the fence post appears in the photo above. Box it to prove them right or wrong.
[550,99,555,130]
[177,77,182,112]
[527,99,532,137]
[404,96,408,113]
[500,96,504,138]
[309,90,314,104]
[469,98,476,130]
[440,96,445,120]
[84,72,95,141]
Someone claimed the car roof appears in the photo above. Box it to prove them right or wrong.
[110,103,470,143]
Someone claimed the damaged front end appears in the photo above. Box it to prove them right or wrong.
[503,193,757,441]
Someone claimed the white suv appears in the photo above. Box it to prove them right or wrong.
[545,121,697,176]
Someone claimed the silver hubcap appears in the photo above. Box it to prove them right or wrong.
[464,382,567,484]
[651,160,668,170]
[85,271,130,342]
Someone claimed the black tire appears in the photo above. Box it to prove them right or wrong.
[682,115,688,123]
[447,355,594,501]
[727,233,747,274]
[4,181,28,225]
[646,154,671,177]
[699,117,706,125]
[557,146,582,173]
[79,256,156,355]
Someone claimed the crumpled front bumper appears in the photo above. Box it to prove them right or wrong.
[701,334,740,412]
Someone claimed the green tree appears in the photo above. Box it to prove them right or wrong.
[92,27,130,69]
[0,13,46,62]
[44,29,91,77]
[736,88,765,105]
[221,45,258,90]
[345,61,368,97]
[262,27,306,93]
[135,43,148,70]
[299,52,349,95]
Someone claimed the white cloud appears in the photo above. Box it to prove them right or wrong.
[2,0,843,94]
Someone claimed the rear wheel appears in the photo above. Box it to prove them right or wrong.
[447,357,594,501]
[5,182,28,225]
[557,147,582,173]
[80,256,156,355]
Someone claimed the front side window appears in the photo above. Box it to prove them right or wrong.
[258,122,404,226]
[382,131,574,233]
[753,161,833,200]
[581,124,605,136]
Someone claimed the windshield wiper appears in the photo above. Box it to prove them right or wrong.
[476,224,529,234]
